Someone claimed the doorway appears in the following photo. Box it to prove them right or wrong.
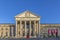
[26,21,30,38]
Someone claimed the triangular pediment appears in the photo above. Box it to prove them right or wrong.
[15,10,40,18]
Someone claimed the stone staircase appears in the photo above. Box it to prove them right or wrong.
[0,38,40,40]
[0,38,60,40]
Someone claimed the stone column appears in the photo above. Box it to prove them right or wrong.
[20,21,23,37]
[17,21,20,37]
[34,21,36,37]
[25,21,26,37]
[20,21,21,37]
[30,21,31,37]
[20,21,22,37]
[38,21,40,37]
[36,21,38,34]
[12,27,13,37]
[1,29,3,38]
[2,28,4,38]
[16,21,17,38]
[0,31,1,37]
[8,27,10,37]
[2,29,4,38]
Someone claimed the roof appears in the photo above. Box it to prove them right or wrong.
[15,10,40,18]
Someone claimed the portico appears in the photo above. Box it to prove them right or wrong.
[15,11,40,38]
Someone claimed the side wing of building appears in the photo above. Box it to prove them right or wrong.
[0,24,15,38]
[40,24,60,37]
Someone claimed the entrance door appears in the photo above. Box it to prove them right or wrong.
[26,21,30,38]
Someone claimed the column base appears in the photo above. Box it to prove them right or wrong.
[30,36,37,38]
[24,36,37,38]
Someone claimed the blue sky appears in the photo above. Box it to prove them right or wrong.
[0,0,60,23]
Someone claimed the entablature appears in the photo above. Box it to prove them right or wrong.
[15,17,40,21]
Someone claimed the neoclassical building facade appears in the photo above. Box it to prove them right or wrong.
[0,10,60,38]
[15,11,40,38]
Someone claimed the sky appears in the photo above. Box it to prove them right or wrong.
[0,0,60,24]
